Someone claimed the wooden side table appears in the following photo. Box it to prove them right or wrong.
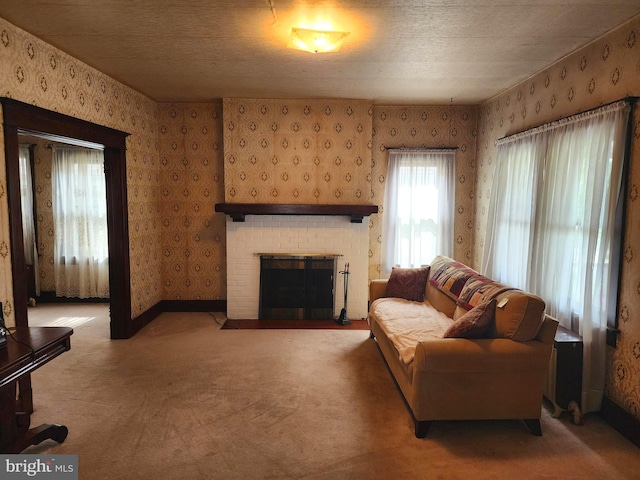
[0,327,73,453]
[545,325,583,424]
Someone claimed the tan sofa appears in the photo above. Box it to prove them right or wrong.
[368,255,558,438]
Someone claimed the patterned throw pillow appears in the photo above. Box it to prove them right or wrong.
[385,267,430,302]
[443,298,497,338]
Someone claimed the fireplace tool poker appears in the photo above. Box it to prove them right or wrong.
[336,262,351,326]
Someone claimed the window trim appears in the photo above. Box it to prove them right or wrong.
[606,100,636,347]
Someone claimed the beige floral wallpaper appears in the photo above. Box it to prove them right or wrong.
[158,103,226,301]
[0,17,161,321]
[223,98,373,204]
[475,16,640,419]
[369,105,478,281]
[222,100,479,284]
[0,10,638,424]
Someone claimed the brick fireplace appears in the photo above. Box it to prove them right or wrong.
[219,98,376,321]
[224,214,370,320]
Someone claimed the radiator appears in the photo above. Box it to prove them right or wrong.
[544,325,583,424]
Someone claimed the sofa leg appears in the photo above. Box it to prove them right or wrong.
[369,330,375,339]
[415,420,431,438]
[523,419,542,436]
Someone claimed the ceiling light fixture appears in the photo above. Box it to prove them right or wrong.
[287,27,350,53]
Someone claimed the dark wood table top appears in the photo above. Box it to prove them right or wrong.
[0,327,73,389]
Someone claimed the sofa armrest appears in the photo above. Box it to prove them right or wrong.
[413,337,553,374]
[536,314,559,344]
[369,279,388,304]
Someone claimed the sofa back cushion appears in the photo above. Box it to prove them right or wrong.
[451,268,546,342]
[455,275,513,311]
[427,256,476,300]
[490,289,546,341]
[425,256,475,317]
[426,255,546,341]
[425,283,458,318]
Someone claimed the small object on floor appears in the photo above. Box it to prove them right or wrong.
[336,262,351,326]
[568,400,584,425]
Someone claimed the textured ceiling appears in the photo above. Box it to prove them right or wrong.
[1,1,639,104]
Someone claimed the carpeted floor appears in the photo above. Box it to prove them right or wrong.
[221,318,370,330]
[22,304,640,479]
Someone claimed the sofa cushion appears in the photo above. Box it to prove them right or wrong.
[425,282,458,318]
[385,266,430,302]
[444,299,496,338]
[370,297,452,364]
[489,290,546,341]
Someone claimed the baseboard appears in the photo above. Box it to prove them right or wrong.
[126,299,227,338]
[600,396,640,448]
[35,292,109,304]
[160,299,226,312]
[128,301,164,338]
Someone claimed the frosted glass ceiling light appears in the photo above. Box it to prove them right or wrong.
[287,27,350,53]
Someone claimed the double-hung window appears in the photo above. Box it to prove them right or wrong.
[52,145,109,298]
[381,149,455,276]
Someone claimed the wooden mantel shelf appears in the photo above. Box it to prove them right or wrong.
[215,203,378,223]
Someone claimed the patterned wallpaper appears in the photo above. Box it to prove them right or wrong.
[475,16,640,419]
[369,106,478,281]
[1,11,638,424]
[158,103,226,300]
[223,98,373,204]
[0,17,161,321]
[222,100,479,285]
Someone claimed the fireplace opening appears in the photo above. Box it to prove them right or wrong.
[259,255,338,320]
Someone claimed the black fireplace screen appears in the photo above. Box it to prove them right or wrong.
[259,255,336,320]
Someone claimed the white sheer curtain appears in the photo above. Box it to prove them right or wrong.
[483,101,631,413]
[19,145,39,295]
[52,146,109,298]
[482,134,544,289]
[382,149,455,277]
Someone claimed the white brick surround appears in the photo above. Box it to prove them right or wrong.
[226,215,370,320]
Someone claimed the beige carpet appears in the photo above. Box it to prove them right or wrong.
[221,318,370,330]
[21,304,640,479]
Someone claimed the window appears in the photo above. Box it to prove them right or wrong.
[381,149,455,276]
[483,100,632,414]
[52,145,109,298]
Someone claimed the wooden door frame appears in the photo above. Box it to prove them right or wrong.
[1,97,132,339]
